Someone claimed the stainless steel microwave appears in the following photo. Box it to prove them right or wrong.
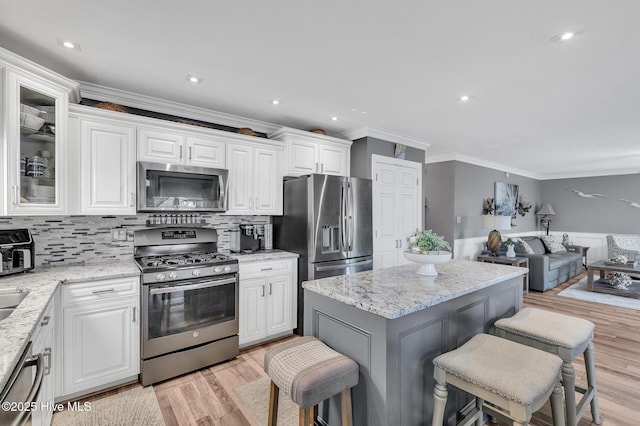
[137,162,228,212]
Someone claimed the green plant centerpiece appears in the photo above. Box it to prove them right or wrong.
[407,230,451,254]
[504,237,516,258]
[404,230,452,276]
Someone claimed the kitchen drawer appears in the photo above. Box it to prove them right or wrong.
[62,276,139,305]
[239,259,292,277]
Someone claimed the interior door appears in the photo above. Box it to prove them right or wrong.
[372,155,422,269]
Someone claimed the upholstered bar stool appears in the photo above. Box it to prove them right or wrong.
[264,336,359,426]
[432,333,565,426]
[495,307,600,426]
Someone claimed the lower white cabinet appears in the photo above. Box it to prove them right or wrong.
[30,298,55,426]
[58,276,140,399]
[238,258,297,346]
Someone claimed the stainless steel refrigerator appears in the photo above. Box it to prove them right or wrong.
[274,174,373,333]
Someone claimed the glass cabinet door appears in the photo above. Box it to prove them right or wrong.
[19,86,57,204]
[7,70,68,214]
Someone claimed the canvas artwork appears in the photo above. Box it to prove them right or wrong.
[494,182,519,216]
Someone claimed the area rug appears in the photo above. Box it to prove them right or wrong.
[234,376,298,426]
[558,277,640,311]
[51,386,164,425]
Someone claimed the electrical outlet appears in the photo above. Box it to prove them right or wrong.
[111,229,127,241]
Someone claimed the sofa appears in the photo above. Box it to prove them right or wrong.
[513,236,583,292]
[607,234,640,261]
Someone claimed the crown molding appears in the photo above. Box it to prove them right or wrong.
[539,167,640,180]
[78,81,281,134]
[336,126,431,151]
[0,46,80,103]
[425,153,542,180]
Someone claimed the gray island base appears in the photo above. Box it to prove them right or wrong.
[302,260,526,426]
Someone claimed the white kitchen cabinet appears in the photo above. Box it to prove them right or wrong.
[69,108,137,215]
[138,125,226,168]
[3,70,70,215]
[372,155,422,270]
[226,141,283,215]
[30,298,55,426]
[59,276,140,399]
[268,127,351,177]
[238,258,297,347]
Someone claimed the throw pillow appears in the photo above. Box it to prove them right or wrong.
[542,236,567,253]
[523,237,547,255]
[513,237,535,255]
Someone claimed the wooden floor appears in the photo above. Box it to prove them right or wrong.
[72,272,639,425]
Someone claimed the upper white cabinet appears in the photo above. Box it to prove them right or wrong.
[372,155,422,270]
[69,106,137,215]
[268,127,351,177]
[0,47,79,216]
[138,126,226,168]
[226,140,284,215]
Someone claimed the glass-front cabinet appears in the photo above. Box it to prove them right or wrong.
[5,70,68,214]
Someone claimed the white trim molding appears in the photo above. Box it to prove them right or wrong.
[336,126,431,153]
[78,81,281,134]
[426,153,541,180]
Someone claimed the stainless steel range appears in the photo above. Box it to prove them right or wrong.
[134,227,239,386]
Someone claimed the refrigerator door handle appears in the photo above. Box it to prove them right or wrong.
[340,183,347,250]
[315,259,373,272]
[348,182,355,251]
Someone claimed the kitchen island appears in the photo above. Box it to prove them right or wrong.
[302,259,526,426]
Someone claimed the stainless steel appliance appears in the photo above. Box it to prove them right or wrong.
[0,342,44,426]
[137,161,228,212]
[274,174,373,333]
[134,227,239,386]
[0,229,35,277]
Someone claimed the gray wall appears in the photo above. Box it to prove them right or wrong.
[424,161,542,246]
[424,161,455,248]
[541,174,640,233]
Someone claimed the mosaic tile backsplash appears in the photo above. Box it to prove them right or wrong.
[0,214,270,267]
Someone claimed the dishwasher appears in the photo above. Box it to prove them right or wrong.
[0,342,44,426]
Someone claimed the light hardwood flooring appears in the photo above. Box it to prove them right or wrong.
[68,272,639,425]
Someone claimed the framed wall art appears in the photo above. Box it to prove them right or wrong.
[494,182,519,216]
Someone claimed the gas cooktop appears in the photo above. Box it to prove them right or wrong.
[137,252,233,269]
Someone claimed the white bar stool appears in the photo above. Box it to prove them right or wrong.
[495,307,601,426]
[432,333,565,426]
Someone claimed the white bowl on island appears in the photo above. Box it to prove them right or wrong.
[403,251,452,276]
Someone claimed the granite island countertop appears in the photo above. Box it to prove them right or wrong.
[302,259,526,319]
[0,260,140,392]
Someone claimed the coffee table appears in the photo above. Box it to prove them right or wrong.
[587,260,640,299]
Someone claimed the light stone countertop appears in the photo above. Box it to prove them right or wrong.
[229,249,299,263]
[0,260,140,392]
[302,259,527,319]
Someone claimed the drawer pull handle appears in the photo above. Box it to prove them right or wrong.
[261,267,273,271]
[44,347,52,376]
[92,288,115,294]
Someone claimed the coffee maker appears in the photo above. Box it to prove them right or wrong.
[0,229,35,276]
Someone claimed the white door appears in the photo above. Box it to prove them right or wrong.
[62,298,138,395]
[319,144,348,176]
[226,143,254,214]
[186,136,226,168]
[80,119,136,214]
[254,147,280,215]
[287,139,318,175]
[138,128,185,163]
[239,277,266,344]
[372,155,422,269]
[265,274,292,336]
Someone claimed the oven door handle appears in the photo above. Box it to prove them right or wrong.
[149,277,237,295]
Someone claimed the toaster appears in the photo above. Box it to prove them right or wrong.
[0,229,35,276]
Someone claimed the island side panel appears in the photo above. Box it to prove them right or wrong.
[304,276,522,426]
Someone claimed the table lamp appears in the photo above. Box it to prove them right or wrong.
[536,204,556,236]
[482,214,511,255]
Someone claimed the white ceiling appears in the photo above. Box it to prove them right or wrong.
[1,0,639,180]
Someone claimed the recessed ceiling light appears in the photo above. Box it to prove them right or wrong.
[185,75,203,84]
[331,116,338,121]
[459,95,471,102]
[271,99,280,105]
[550,30,580,42]
[56,37,81,51]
